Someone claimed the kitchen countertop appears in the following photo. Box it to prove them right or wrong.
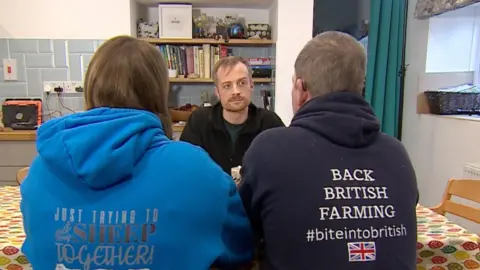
[173,124,185,133]
[0,130,36,141]
[0,124,184,141]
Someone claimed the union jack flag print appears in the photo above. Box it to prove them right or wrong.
[347,241,376,262]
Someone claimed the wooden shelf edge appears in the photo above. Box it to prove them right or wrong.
[140,38,275,46]
[417,92,431,114]
[169,78,272,83]
[0,131,36,141]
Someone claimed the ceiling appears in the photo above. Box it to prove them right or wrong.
[135,0,275,9]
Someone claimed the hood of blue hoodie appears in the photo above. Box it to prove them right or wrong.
[36,107,167,190]
[291,92,380,148]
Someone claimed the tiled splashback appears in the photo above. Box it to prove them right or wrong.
[0,38,274,117]
[0,39,100,115]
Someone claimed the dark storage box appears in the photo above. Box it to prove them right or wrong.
[424,85,480,115]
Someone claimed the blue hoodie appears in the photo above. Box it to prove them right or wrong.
[20,108,253,270]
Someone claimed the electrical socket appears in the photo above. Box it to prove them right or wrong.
[71,82,83,93]
[43,81,63,93]
[44,81,83,94]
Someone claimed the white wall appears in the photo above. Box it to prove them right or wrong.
[358,0,370,21]
[131,0,139,38]
[403,0,480,211]
[0,0,132,38]
[273,0,314,124]
[269,1,278,41]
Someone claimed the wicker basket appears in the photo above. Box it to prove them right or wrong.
[169,109,192,122]
[425,88,480,115]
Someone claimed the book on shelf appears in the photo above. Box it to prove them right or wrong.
[156,44,231,80]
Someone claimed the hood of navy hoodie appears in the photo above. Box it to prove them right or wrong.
[36,107,167,190]
[291,91,380,148]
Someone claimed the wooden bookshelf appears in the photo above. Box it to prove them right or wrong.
[140,38,275,46]
[169,78,272,83]
[146,38,274,85]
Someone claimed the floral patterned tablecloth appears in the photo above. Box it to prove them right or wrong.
[1,186,479,270]
[416,205,480,270]
[0,186,30,270]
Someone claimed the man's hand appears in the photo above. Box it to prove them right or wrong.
[231,166,242,186]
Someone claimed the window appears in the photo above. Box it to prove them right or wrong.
[425,4,480,73]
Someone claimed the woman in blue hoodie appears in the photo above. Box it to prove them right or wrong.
[20,36,253,270]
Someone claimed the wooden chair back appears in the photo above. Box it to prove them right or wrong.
[16,167,29,185]
[431,179,480,224]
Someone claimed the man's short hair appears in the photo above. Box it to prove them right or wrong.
[213,56,252,85]
[294,31,366,97]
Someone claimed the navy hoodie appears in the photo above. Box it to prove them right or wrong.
[239,92,418,270]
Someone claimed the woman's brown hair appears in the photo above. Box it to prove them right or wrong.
[84,36,172,138]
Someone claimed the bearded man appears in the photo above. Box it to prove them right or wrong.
[180,56,284,174]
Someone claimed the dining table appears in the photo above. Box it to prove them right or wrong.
[0,185,479,270]
[0,186,29,270]
[416,205,480,270]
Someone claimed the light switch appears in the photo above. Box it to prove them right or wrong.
[3,59,18,81]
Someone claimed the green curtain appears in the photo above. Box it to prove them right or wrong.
[365,0,407,138]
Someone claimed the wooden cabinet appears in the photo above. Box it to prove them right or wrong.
[0,135,36,186]
[173,125,184,141]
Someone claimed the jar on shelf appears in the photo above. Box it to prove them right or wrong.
[137,20,159,38]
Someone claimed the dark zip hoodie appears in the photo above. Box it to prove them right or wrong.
[239,91,418,270]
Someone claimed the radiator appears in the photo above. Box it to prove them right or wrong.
[448,163,480,234]
[463,163,480,179]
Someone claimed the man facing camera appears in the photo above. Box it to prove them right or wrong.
[180,56,284,174]
[239,32,418,270]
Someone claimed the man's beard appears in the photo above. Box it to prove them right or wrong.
[223,97,248,112]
